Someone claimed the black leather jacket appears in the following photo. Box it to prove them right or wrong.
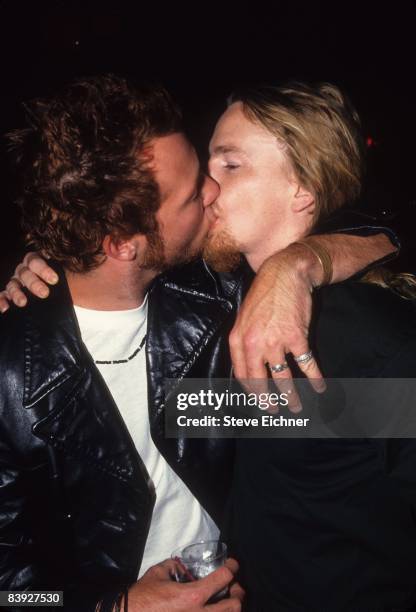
[0,259,249,611]
[0,211,400,611]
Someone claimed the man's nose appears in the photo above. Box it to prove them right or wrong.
[202,174,220,208]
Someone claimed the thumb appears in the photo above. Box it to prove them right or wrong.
[141,558,177,583]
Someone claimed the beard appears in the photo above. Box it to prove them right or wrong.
[202,227,242,273]
[140,229,202,273]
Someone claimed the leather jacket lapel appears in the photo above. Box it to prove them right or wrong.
[146,260,241,420]
[23,275,154,493]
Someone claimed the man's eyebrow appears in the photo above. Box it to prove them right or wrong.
[210,145,245,156]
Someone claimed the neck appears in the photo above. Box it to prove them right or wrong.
[245,225,308,272]
[66,259,157,310]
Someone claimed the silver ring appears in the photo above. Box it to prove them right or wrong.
[294,350,314,365]
[269,361,289,374]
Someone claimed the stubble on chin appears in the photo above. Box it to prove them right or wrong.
[202,229,242,273]
[140,231,203,273]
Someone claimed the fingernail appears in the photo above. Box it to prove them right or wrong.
[17,297,27,307]
[48,274,59,284]
[290,405,303,414]
[39,288,49,298]
[0,305,9,314]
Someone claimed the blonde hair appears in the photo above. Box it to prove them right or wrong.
[231,82,416,299]
[230,82,364,224]
[360,268,416,300]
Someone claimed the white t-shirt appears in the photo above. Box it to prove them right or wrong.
[73,299,219,576]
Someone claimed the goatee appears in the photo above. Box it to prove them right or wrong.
[202,228,242,273]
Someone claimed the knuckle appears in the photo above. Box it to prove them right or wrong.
[185,588,203,606]
[15,264,28,278]
[6,281,21,295]
[243,334,259,351]
[264,335,278,350]
[289,331,307,346]
[146,564,161,580]
[21,270,37,285]
[147,565,157,577]
[28,279,44,293]
[24,252,39,266]
[219,566,233,582]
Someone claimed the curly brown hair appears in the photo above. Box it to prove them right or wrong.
[7,74,183,272]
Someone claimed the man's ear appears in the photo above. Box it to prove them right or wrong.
[292,185,315,215]
[102,235,142,261]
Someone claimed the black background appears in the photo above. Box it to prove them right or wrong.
[1,0,415,282]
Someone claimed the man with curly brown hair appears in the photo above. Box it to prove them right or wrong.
[0,75,246,612]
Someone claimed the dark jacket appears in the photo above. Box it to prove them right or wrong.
[0,259,248,611]
[228,281,416,612]
[0,212,401,610]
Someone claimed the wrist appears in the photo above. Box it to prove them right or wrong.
[289,239,333,288]
[279,242,322,289]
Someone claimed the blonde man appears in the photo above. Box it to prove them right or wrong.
[205,83,416,612]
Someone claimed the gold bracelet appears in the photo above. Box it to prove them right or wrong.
[293,239,333,287]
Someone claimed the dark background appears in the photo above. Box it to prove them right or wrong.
[1,0,415,283]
